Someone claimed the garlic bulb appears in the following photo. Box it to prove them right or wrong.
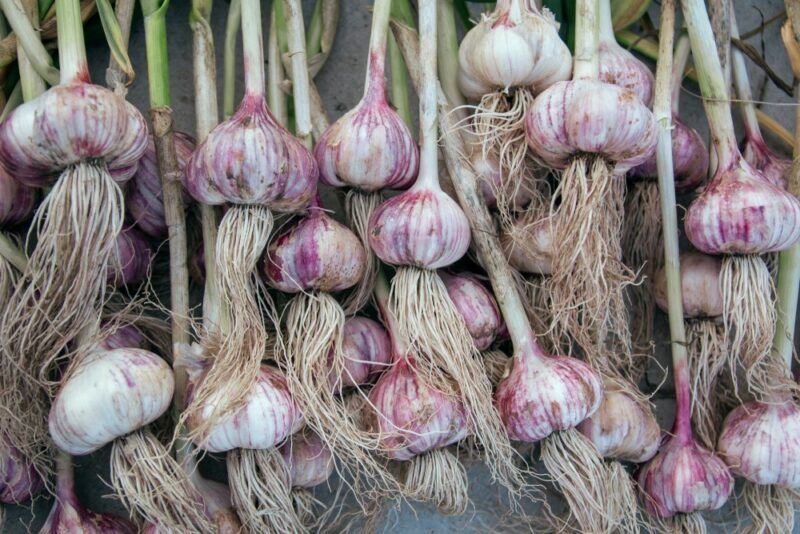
[637,434,733,518]
[263,207,366,293]
[577,386,660,463]
[334,316,392,389]
[684,157,800,254]
[126,132,195,238]
[525,79,658,173]
[495,343,603,442]
[440,271,503,351]
[280,430,334,488]
[500,214,554,275]
[743,137,791,190]
[653,251,723,319]
[0,442,43,504]
[458,0,571,98]
[368,358,468,461]
[49,348,174,455]
[0,83,147,187]
[717,400,800,488]
[107,225,153,287]
[186,365,303,453]
[369,186,471,269]
[0,167,37,227]
[96,324,147,352]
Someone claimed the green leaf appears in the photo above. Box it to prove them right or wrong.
[96,0,134,81]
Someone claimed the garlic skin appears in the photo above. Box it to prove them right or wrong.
[368,359,469,461]
[500,215,554,274]
[0,83,147,187]
[0,167,37,227]
[743,137,790,190]
[184,94,317,209]
[458,0,571,98]
[315,87,418,192]
[577,387,660,463]
[0,443,43,504]
[440,271,503,351]
[684,157,800,254]
[597,40,654,106]
[368,187,471,269]
[525,79,658,173]
[495,346,603,442]
[630,116,709,193]
[107,225,153,287]
[49,348,174,455]
[717,401,800,488]
[280,431,334,488]
[126,132,195,238]
[637,435,733,518]
[187,365,303,453]
[653,251,723,319]
[96,324,147,352]
[42,496,136,534]
[264,208,366,293]
[334,317,392,389]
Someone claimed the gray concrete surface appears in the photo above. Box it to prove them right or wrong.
[4,0,799,531]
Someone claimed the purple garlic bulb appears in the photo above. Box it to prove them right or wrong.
[126,132,196,238]
[368,358,468,461]
[49,348,174,455]
[0,441,43,504]
[440,271,503,351]
[0,167,37,227]
[630,116,709,193]
[717,400,800,488]
[637,433,733,518]
[332,316,392,389]
[500,215,554,274]
[577,385,660,463]
[107,225,153,287]
[684,156,800,254]
[263,208,366,293]
[369,185,471,269]
[280,430,334,489]
[0,82,147,187]
[96,324,147,352]
[525,79,657,173]
[743,137,791,190]
[184,94,317,211]
[495,341,603,442]
[458,0,571,98]
[186,364,303,453]
[654,251,723,319]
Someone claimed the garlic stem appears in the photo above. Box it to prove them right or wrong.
[670,34,690,116]
[283,0,313,150]
[681,0,739,170]
[572,0,600,80]
[0,232,26,272]
[415,0,439,190]
[598,0,615,43]
[0,81,21,122]
[241,0,265,98]
[437,0,465,114]
[729,5,763,145]
[223,0,241,118]
[655,0,692,440]
[267,6,287,128]
[389,0,414,125]
[105,0,135,93]
[55,450,77,504]
[4,0,49,98]
[0,0,59,85]
[55,0,87,84]
[306,0,323,58]
[364,0,392,98]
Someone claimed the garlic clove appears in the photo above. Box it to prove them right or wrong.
[280,430,334,489]
[500,214,554,275]
[717,400,800,488]
[49,348,175,456]
[107,225,153,288]
[264,209,366,293]
[653,251,723,319]
[440,271,504,351]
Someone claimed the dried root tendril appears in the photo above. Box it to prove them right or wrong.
[739,482,798,534]
[402,448,469,516]
[109,430,211,533]
[686,320,727,449]
[342,190,381,315]
[182,205,275,446]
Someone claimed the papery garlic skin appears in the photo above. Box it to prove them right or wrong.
[187,365,303,453]
[126,132,195,238]
[637,435,733,518]
[597,41,654,106]
[0,443,43,504]
[264,209,366,293]
[369,187,471,269]
[717,401,800,488]
[654,251,723,319]
[107,225,153,287]
[49,348,174,455]
[441,272,503,351]
[368,359,468,461]
[0,167,37,227]
[743,138,790,190]
[334,317,392,389]
[577,387,660,463]
[458,0,571,98]
[184,94,317,208]
[500,215,554,274]
[42,498,136,534]
[0,83,147,186]
[495,347,603,442]
[96,324,147,352]
[685,158,800,254]
[280,431,334,488]
[525,79,657,173]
